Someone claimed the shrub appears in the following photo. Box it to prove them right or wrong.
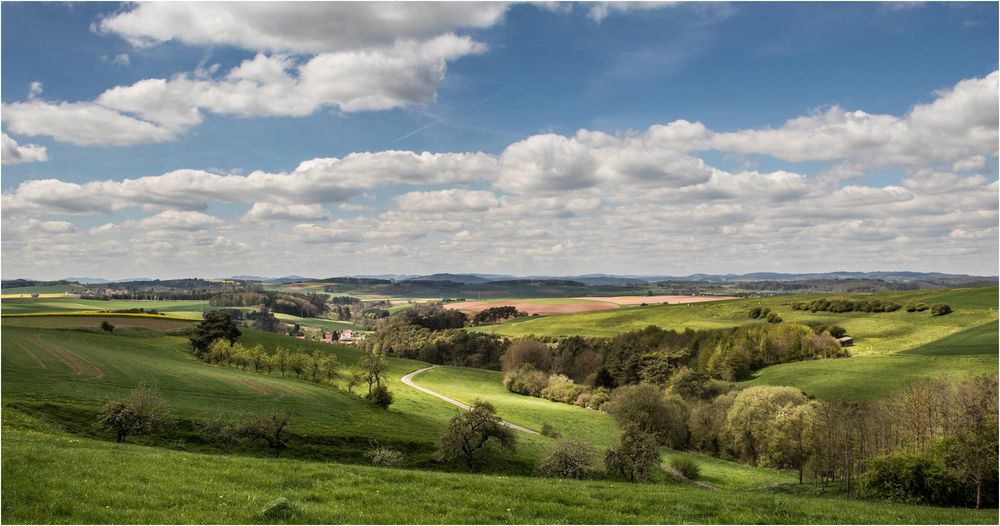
[536,438,597,479]
[766,312,782,323]
[503,363,549,396]
[100,320,114,332]
[365,446,405,467]
[586,387,612,410]
[748,307,762,319]
[540,374,584,403]
[859,451,966,506]
[96,384,171,443]
[905,303,929,313]
[258,497,294,520]
[540,422,560,438]
[604,424,661,482]
[930,303,953,316]
[670,456,701,480]
[366,384,394,409]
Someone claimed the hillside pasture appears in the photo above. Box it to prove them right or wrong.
[474,287,998,356]
[4,420,995,524]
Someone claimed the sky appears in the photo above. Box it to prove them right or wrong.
[1,1,998,280]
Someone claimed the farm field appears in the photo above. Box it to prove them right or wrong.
[0,297,360,333]
[445,295,736,316]
[0,283,87,297]
[0,297,211,317]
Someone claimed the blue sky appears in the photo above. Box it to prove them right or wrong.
[1,2,998,279]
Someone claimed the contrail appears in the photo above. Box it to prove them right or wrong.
[387,80,527,145]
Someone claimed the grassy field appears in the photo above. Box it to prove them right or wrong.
[2,313,995,523]
[473,287,997,354]
[1,297,362,332]
[742,317,999,399]
[0,283,87,296]
[413,366,620,448]
[3,415,995,524]
[0,298,211,317]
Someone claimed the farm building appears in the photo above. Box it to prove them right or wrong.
[837,336,854,347]
[338,330,355,343]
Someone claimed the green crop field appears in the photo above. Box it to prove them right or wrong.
[0,283,87,295]
[1,297,361,332]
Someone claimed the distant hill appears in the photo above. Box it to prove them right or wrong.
[408,273,494,284]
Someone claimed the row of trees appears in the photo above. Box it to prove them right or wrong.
[189,312,394,409]
[791,298,902,313]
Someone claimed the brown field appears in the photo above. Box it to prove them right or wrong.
[445,295,737,316]
[574,295,738,305]
[1,315,195,330]
[445,299,617,316]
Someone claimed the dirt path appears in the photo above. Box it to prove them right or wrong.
[401,366,539,435]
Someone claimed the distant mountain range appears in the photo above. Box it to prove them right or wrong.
[63,277,153,284]
[6,271,987,288]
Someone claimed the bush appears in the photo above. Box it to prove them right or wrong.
[905,303,929,313]
[96,384,171,443]
[503,363,549,396]
[604,424,661,482]
[859,451,967,506]
[766,312,782,323]
[366,384,394,409]
[748,307,762,319]
[536,438,596,479]
[258,497,294,520]
[540,374,584,403]
[365,446,405,467]
[100,320,114,332]
[670,457,701,480]
[540,422,560,438]
[586,387,612,410]
[930,303,953,316]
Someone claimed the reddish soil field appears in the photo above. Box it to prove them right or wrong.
[444,299,618,316]
[444,295,736,316]
[574,295,738,306]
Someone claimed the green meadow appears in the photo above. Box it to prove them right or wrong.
[6,412,995,524]
[1,286,996,523]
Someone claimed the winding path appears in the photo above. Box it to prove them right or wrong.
[400,366,539,435]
